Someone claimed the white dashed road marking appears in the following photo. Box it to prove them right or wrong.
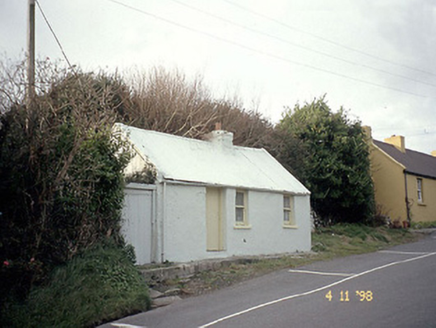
[288,269,355,277]
[378,250,431,255]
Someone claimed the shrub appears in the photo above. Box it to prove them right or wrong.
[3,241,151,328]
[279,96,375,225]
[0,61,132,305]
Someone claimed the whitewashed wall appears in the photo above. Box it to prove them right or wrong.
[162,184,207,262]
[160,184,311,263]
[223,189,311,258]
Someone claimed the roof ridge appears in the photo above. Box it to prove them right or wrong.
[117,123,266,151]
[373,139,436,179]
[374,139,435,159]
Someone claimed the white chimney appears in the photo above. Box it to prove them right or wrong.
[205,125,234,148]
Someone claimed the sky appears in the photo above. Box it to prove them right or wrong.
[1,0,435,154]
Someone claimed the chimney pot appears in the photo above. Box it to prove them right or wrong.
[205,129,233,148]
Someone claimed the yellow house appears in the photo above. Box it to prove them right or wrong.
[365,127,436,225]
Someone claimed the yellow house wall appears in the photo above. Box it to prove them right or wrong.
[406,174,436,223]
[370,145,407,222]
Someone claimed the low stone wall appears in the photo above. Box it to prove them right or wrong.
[139,253,306,284]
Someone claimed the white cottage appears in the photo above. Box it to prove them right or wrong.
[115,123,311,265]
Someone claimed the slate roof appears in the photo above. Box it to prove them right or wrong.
[373,139,436,179]
[115,123,310,195]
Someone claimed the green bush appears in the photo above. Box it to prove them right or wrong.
[3,241,151,328]
[0,67,132,304]
[279,96,375,225]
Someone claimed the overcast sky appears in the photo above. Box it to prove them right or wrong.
[1,0,435,153]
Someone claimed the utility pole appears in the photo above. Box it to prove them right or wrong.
[27,0,36,107]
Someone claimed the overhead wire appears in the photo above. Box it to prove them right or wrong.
[35,0,76,73]
[170,0,436,88]
[107,0,431,98]
[377,126,436,137]
[222,0,436,78]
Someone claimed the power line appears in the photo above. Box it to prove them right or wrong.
[35,0,76,72]
[170,0,436,88]
[106,0,431,98]
[222,0,436,78]
[377,126,436,136]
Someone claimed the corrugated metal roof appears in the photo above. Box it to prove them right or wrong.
[373,139,436,179]
[116,123,310,195]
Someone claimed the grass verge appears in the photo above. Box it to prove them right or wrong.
[161,224,423,296]
[2,242,151,328]
[410,220,436,229]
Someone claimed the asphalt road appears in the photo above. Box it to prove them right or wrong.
[101,232,436,328]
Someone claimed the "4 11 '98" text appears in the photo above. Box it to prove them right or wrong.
[325,290,373,302]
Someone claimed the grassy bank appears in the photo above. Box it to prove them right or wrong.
[162,224,423,296]
[2,243,151,328]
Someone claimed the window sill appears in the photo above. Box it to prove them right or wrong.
[233,224,252,230]
[283,224,298,229]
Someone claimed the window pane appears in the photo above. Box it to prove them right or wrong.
[417,179,423,202]
[284,210,290,222]
[284,195,290,208]
[236,208,244,222]
[236,192,244,206]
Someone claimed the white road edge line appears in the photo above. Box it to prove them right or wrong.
[198,252,436,328]
[288,269,354,277]
[111,324,147,328]
[378,250,430,255]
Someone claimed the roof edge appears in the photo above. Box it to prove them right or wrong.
[404,170,436,181]
[371,140,406,170]
[161,178,311,195]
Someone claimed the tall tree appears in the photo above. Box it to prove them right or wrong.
[279,96,375,225]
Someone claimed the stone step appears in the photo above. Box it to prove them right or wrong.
[152,296,182,308]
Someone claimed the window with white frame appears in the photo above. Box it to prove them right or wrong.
[417,178,423,203]
[235,190,248,226]
[283,195,296,226]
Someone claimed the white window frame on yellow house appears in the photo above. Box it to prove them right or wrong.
[283,194,297,228]
[417,178,423,203]
[235,190,250,229]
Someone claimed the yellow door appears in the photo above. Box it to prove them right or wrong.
[206,187,224,251]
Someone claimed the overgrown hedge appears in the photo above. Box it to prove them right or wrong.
[0,67,133,310]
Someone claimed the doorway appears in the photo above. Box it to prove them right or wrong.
[206,187,224,251]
